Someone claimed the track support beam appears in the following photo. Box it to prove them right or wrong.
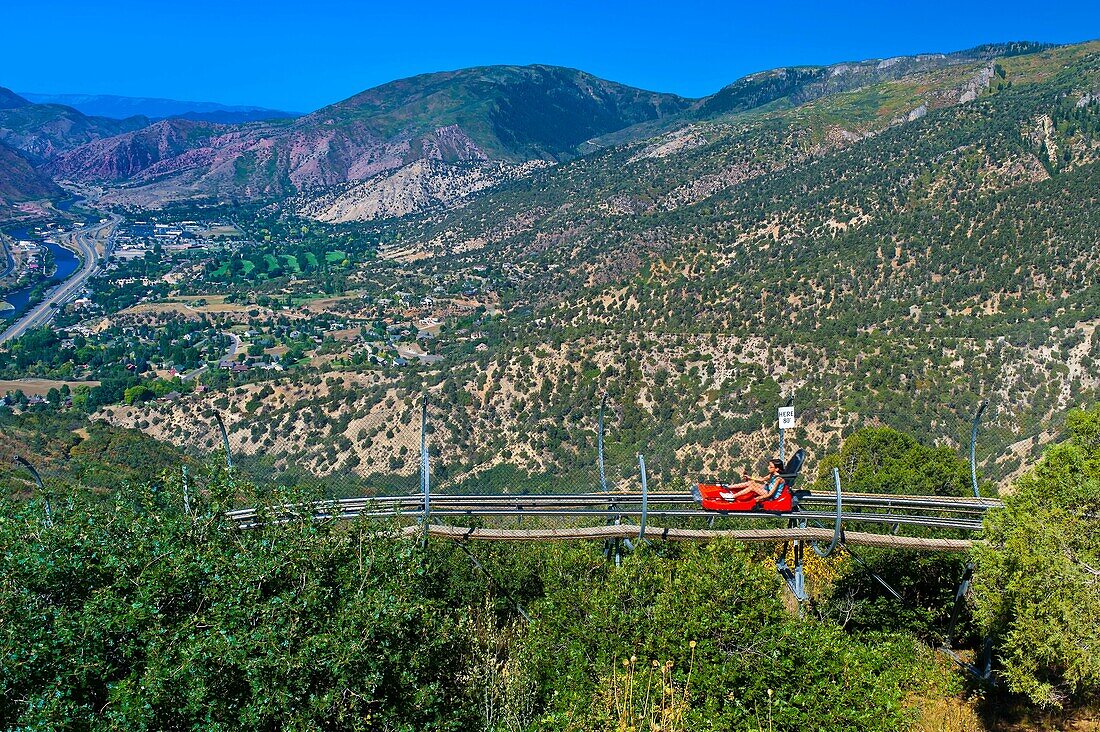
[812,467,844,558]
[420,397,430,530]
[214,412,233,470]
[969,401,988,498]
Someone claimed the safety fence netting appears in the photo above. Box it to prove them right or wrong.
[0,379,423,510]
[774,395,1067,495]
[2,375,1076,531]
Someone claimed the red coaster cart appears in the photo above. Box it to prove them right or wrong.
[692,449,807,513]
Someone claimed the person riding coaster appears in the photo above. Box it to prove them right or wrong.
[693,449,807,513]
[720,458,786,504]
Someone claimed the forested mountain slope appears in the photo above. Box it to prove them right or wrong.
[46,66,691,212]
[97,43,1100,491]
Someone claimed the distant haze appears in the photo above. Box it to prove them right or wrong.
[19,92,298,123]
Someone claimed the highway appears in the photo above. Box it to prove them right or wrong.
[0,214,120,345]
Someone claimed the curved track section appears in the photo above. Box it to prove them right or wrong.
[229,491,998,550]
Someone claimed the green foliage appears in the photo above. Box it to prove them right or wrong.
[67,421,190,483]
[0,478,481,730]
[522,542,946,731]
[0,470,962,730]
[820,550,975,644]
[814,427,974,496]
[0,411,188,493]
[123,383,155,404]
[973,404,1100,709]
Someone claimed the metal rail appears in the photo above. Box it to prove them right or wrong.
[225,491,1000,510]
[228,490,998,536]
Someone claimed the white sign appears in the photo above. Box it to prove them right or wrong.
[778,406,795,429]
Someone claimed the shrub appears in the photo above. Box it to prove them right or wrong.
[973,405,1100,709]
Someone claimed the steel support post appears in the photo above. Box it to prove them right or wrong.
[779,395,793,462]
[14,456,49,525]
[600,395,620,563]
[420,398,430,527]
[943,562,975,648]
[637,453,648,541]
[794,541,805,600]
[214,413,234,470]
[812,467,844,557]
[598,394,608,493]
[777,523,808,602]
[969,401,988,498]
[182,465,191,515]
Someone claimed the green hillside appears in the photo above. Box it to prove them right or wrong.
[10,42,1095,498]
[324,64,693,160]
[366,40,1100,426]
[0,87,31,110]
[179,41,1097,488]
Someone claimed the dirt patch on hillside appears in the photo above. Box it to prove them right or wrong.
[0,379,100,396]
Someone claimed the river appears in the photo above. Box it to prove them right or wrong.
[1,225,81,320]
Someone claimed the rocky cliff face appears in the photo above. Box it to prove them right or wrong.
[693,43,1048,121]
[48,65,691,208]
[0,140,62,215]
[78,119,498,206]
[297,158,550,222]
[47,119,226,182]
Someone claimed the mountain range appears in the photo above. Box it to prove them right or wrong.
[17,92,297,123]
[0,42,1059,219]
[3,38,1099,500]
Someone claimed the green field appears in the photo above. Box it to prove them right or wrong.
[290,293,327,306]
[264,254,280,273]
[281,255,301,273]
[325,250,347,264]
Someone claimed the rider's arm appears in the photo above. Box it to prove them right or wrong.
[754,478,780,502]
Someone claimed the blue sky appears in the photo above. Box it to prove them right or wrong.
[5,0,1099,112]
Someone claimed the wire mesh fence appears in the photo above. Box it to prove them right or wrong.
[1,374,1080,529]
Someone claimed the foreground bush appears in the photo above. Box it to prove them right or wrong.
[1,474,955,730]
[520,542,948,731]
[0,479,481,730]
[974,404,1100,709]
